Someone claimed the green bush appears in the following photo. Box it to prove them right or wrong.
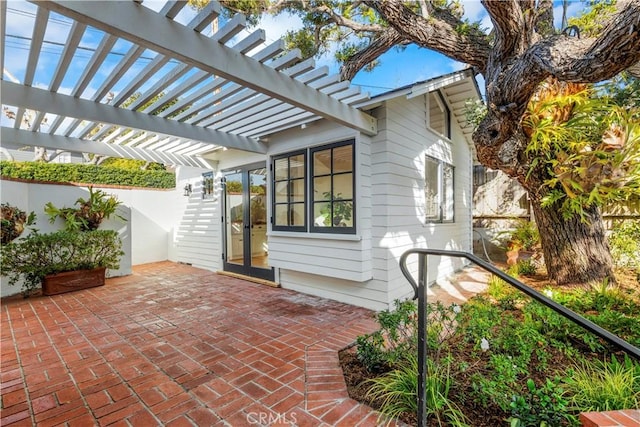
[515,259,537,276]
[509,378,575,427]
[0,160,175,188]
[349,269,640,424]
[609,219,640,270]
[356,299,418,372]
[99,158,166,171]
[0,229,123,295]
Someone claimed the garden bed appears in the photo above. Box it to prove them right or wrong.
[340,267,640,426]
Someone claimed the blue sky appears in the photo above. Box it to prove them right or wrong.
[2,0,588,122]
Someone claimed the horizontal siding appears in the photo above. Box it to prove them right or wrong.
[280,270,389,311]
[174,180,221,272]
[268,238,372,282]
[372,94,473,306]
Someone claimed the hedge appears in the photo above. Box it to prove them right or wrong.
[0,161,176,189]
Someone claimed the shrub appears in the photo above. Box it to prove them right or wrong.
[487,273,523,310]
[609,219,640,270]
[0,229,123,295]
[99,158,166,171]
[356,299,418,372]
[509,378,575,427]
[501,219,540,251]
[0,160,175,188]
[515,259,537,276]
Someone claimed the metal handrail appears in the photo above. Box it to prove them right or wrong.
[399,248,640,427]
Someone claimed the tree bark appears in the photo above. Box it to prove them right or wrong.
[531,199,614,285]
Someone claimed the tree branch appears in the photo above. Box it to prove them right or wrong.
[340,28,406,80]
[482,0,526,58]
[364,0,491,72]
[312,4,385,33]
[530,1,640,83]
[535,0,554,36]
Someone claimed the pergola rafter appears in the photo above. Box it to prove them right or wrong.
[1,0,375,168]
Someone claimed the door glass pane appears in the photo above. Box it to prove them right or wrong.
[225,171,243,265]
[290,154,305,178]
[250,168,268,269]
[274,158,288,180]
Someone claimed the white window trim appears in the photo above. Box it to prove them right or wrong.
[425,155,455,224]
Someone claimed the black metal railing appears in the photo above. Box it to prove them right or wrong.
[399,248,640,427]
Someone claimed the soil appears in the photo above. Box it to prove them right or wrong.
[338,267,639,427]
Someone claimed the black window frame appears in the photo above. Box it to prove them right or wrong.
[270,139,357,235]
[309,139,356,235]
[271,149,307,232]
[425,154,455,223]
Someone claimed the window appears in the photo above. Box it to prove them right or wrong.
[272,150,306,231]
[202,171,215,200]
[425,155,454,222]
[271,139,356,234]
[310,140,355,234]
[429,91,450,138]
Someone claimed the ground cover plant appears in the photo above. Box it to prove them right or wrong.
[340,268,640,426]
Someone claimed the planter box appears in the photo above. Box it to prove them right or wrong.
[42,267,106,296]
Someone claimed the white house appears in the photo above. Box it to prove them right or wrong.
[1,1,480,310]
[174,71,480,310]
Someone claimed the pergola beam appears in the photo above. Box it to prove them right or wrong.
[1,128,201,167]
[2,81,266,154]
[37,1,377,136]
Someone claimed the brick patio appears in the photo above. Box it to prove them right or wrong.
[1,262,388,426]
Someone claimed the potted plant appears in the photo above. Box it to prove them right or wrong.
[0,229,124,296]
[502,220,540,265]
[1,187,126,296]
[1,203,36,244]
[319,192,353,226]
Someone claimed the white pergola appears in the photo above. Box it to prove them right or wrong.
[0,1,376,168]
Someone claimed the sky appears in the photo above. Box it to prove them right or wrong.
[2,0,589,131]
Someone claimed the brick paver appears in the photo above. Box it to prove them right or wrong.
[1,262,385,426]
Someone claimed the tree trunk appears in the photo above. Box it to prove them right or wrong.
[531,199,614,285]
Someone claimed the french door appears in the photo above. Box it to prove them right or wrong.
[222,163,274,281]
